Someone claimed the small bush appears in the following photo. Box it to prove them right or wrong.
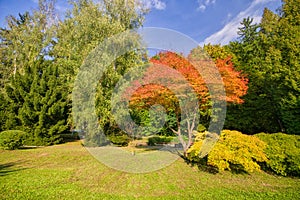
[60,133,80,142]
[256,133,300,177]
[108,134,131,146]
[187,130,268,173]
[0,130,26,150]
[147,136,173,146]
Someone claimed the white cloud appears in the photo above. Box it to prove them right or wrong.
[202,0,275,45]
[198,4,206,12]
[140,0,166,10]
[153,0,166,10]
[197,0,216,12]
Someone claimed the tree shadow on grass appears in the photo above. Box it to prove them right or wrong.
[181,156,219,174]
[181,156,249,175]
[0,161,26,176]
[228,163,249,175]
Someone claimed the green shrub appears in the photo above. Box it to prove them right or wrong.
[256,133,300,177]
[60,133,80,142]
[187,130,268,173]
[147,136,173,146]
[108,134,131,146]
[0,130,26,150]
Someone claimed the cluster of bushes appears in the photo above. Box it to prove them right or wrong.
[147,136,174,146]
[108,134,132,147]
[256,133,300,177]
[0,130,82,150]
[187,130,268,173]
[187,130,300,177]
[60,133,80,142]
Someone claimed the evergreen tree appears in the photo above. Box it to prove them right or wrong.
[227,0,300,134]
[4,60,69,145]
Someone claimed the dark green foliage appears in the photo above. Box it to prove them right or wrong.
[60,133,80,142]
[147,136,173,146]
[0,93,10,132]
[4,60,70,145]
[0,130,26,150]
[108,134,131,146]
[129,106,176,137]
[256,133,300,177]
[226,1,300,134]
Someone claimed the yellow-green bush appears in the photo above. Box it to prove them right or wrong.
[256,133,300,177]
[187,130,268,173]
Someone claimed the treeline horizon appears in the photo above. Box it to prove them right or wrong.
[0,0,299,146]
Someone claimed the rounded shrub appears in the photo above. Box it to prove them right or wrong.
[256,133,300,177]
[147,136,173,146]
[108,134,131,146]
[0,130,26,150]
[187,130,268,173]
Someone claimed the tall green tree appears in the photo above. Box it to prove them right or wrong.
[227,0,300,134]
[4,60,69,145]
[0,0,58,132]
[52,0,147,145]
[0,0,56,86]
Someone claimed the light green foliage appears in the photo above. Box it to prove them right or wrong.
[0,130,26,150]
[203,44,234,61]
[256,133,300,176]
[187,130,268,173]
[53,0,147,144]
[0,0,56,89]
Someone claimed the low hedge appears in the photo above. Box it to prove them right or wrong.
[60,133,80,142]
[256,133,300,177]
[0,130,26,150]
[147,136,173,146]
[108,134,131,146]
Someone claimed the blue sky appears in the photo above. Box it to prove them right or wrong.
[0,0,281,45]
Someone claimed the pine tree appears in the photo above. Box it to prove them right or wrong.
[5,60,69,145]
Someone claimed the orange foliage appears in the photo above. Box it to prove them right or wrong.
[128,51,248,109]
[215,57,248,103]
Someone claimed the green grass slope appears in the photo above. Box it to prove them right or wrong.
[0,141,299,199]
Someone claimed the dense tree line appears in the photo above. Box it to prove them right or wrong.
[224,0,299,134]
[0,0,298,146]
[0,0,147,145]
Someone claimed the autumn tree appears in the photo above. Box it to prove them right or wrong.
[127,51,248,156]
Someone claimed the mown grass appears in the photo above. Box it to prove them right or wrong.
[0,141,299,199]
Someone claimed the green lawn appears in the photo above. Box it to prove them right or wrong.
[0,141,299,199]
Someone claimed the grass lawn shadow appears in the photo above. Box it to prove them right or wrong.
[0,161,27,176]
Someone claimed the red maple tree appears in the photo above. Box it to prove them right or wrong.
[126,51,248,155]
